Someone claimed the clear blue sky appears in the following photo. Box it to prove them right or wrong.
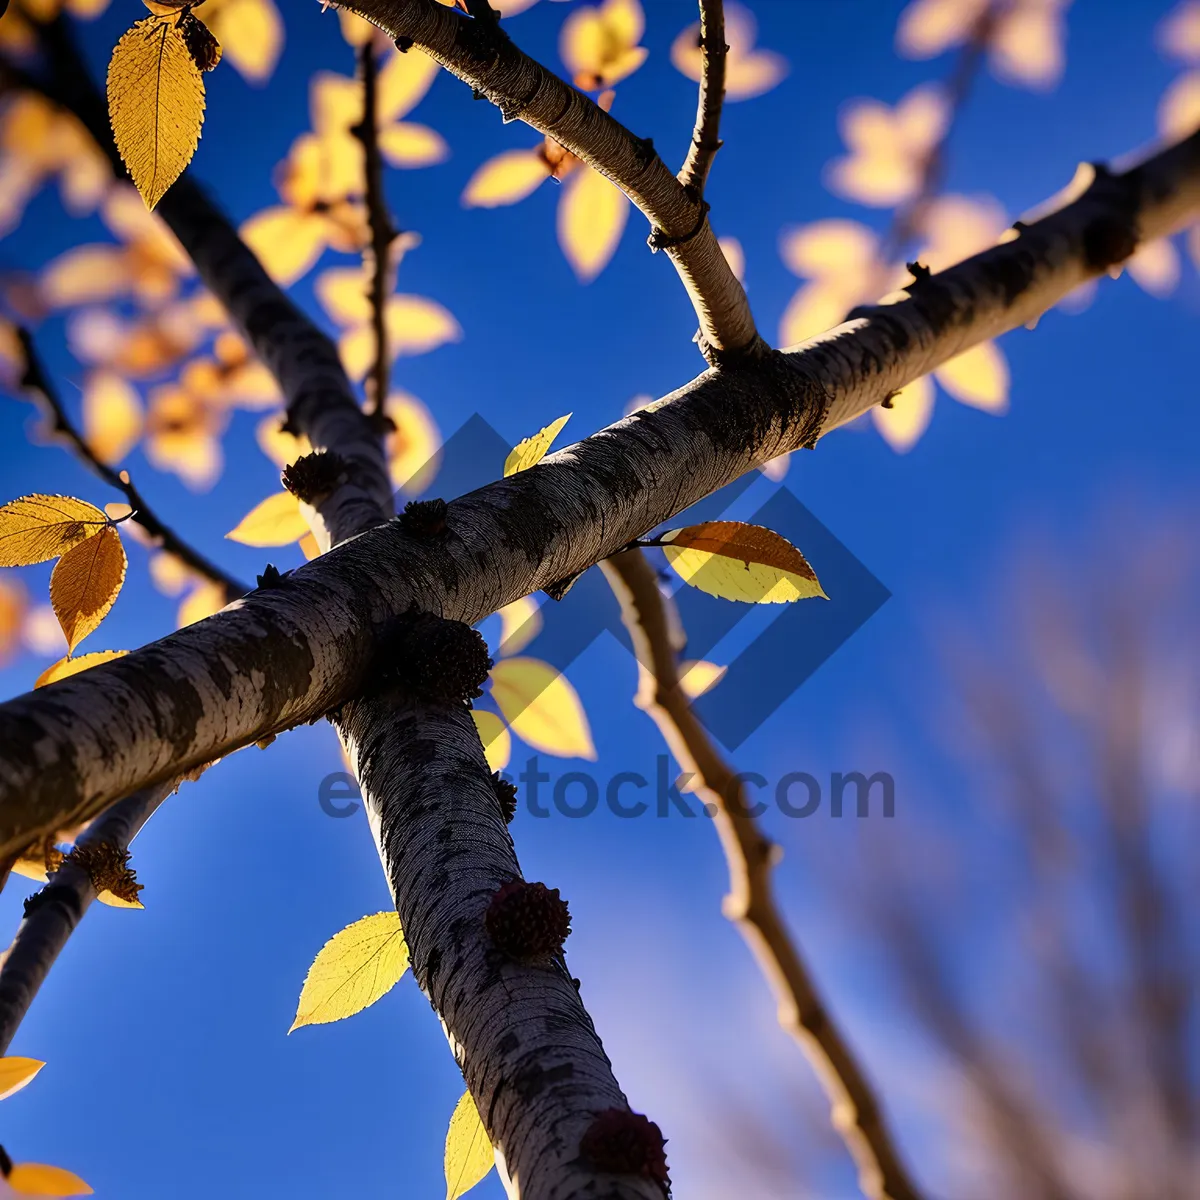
[0,1,1196,1196]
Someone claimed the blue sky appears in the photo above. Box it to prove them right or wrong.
[0,1,1197,1196]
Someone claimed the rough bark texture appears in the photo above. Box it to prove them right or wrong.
[602,551,923,1200]
[338,698,660,1200]
[0,781,171,1055]
[677,0,727,197]
[345,0,757,357]
[0,127,1197,856]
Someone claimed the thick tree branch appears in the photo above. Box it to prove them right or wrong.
[0,780,172,1055]
[342,0,759,358]
[0,126,1196,859]
[11,329,247,601]
[352,41,397,421]
[600,550,924,1200]
[678,0,727,198]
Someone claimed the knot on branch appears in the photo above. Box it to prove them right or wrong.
[63,841,142,904]
[1083,213,1138,272]
[646,201,710,253]
[282,451,349,505]
[399,498,449,539]
[375,613,492,706]
[491,772,518,823]
[580,1109,671,1196]
[905,260,932,283]
[256,563,290,589]
[486,880,570,963]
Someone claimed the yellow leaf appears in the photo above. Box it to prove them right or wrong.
[0,495,108,568]
[0,571,27,667]
[386,295,462,358]
[778,280,859,346]
[1159,1,1200,62]
[96,888,144,909]
[678,659,726,699]
[299,532,321,560]
[718,236,745,283]
[241,207,329,286]
[378,122,449,168]
[489,657,596,760]
[149,551,190,595]
[896,0,980,59]
[933,341,1009,412]
[0,1056,45,1101]
[289,911,410,1031]
[200,0,283,84]
[177,580,226,627]
[1126,237,1181,297]
[560,0,647,90]
[660,521,826,604]
[387,392,441,493]
[471,710,511,772]
[6,1162,93,1196]
[1159,69,1200,141]
[377,43,441,121]
[315,266,371,326]
[497,595,541,656]
[444,1090,495,1200]
[462,149,550,208]
[671,2,786,100]
[257,415,312,468]
[872,374,935,452]
[226,491,307,547]
[992,3,1064,89]
[83,371,143,464]
[49,526,127,652]
[35,650,129,688]
[558,166,629,282]
[504,414,571,476]
[40,245,132,307]
[107,15,207,209]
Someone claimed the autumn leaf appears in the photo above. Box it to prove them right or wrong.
[678,659,726,699]
[0,495,108,568]
[462,148,551,208]
[659,521,826,604]
[873,375,935,452]
[290,912,410,1031]
[560,0,648,91]
[489,657,596,760]
[198,0,283,84]
[444,1090,495,1200]
[35,650,129,689]
[49,526,127,652]
[504,414,571,476]
[471,709,511,772]
[497,595,542,656]
[671,1,788,100]
[108,15,208,208]
[83,371,144,464]
[226,491,308,547]
[558,166,629,282]
[177,580,227,627]
[5,1161,93,1196]
[0,1057,44,1101]
[933,341,1009,412]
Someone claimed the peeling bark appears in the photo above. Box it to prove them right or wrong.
[0,127,1197,855]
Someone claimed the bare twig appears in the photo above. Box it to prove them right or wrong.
[13,328,248,601]
[351,42,397,421]
[344,0,760,359]
[600,548,926,1200]
[678,0,728,197]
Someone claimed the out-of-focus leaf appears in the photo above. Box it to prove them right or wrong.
[83,372,143,464]
[226,491,307,547]
[199,0,283,83]
[678,659,726,699]
[933,341,1009,412]
[671,1,787,99]
[462,149,550,208]
[557,166,628,282]
[560,0,647,90]
[290,911,409,1031]
[872,374,935,452]
[0,1056,45,1101]
[471,709,511,772]
[6,1161,94,1195]
[489,657,596,760]
[241,207,329,285]
[1126,237,1182,297]
[497,596,542,656]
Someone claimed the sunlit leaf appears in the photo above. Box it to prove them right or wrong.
[387,392,441,493]
[290,911,409,1031]
[177,580,226,627]
[200,0,283,83]
[83,372,143,464]
[226,491,307,547]
[241,207,329,286]
[96,887,144,909]
[670,1,787,100]
[6,1161,93,1196]
[678,659,726,699]
[108,15,207,209]
[872,374,935,452]
[489,657,596,760]
[377,43,441,120]
[0,1056,45,1101]
[933,340,1009,412]
[49,525,126,652]
[35,649,129,689]
[504,414,571,476]
[0,495,108,568]
[257,415,312,469]
[471,710,511,772]
[378,122,448,168]
[1159,0,1200,62]
[560,0,647,90]
[444,1090,495,1200]
[40,245,131,307]
[497,595,542,656]
[558,166,628,282]
[660,521,826,604]
[462,149,550,208]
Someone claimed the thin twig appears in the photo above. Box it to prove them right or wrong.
[14,329,247,601]
[600,548,926,1200]
[678,0,727,197]
[351,42,397,421]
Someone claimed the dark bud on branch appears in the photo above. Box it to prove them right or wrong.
[180,12,222,73]
[399,498,449,539]
[491,772,518,823]
[485,880,570,963]
[580,1109,671,1197]
[256,563,289,589]
[63,841,142,904]
[377,613,492,705]
[282,451,348,504]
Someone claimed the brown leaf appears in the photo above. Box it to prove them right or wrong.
[49,526,127,652]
